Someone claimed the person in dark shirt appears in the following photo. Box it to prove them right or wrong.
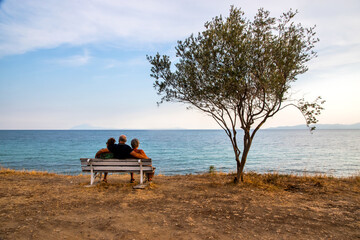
[107,134,146,183]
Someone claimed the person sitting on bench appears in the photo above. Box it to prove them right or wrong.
[131,138,155,182]
[107,135,147,183]
[95,137,116,182]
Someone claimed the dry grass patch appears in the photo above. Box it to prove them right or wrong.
[0,169,359,240]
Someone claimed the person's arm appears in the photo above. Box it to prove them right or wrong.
[137,149,148,159]
[95,148,110,158]
[129,150,148,159]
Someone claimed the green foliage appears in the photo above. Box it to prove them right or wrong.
[209,165,216,174]
[298,96,326,132]
[147,6,325,181]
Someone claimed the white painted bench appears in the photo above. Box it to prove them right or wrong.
[80,158,153,186]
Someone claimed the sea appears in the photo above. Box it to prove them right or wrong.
[0,130,359,177]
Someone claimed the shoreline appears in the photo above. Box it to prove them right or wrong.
[1,166,359,179]
[1,169,359,239]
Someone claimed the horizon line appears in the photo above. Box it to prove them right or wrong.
[0,122,359,131]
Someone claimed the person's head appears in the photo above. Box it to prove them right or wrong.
[131,138,140,149]
[119,135,127,144]
[106,138,116,146]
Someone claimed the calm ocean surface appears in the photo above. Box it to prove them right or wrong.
[0,130,359,177]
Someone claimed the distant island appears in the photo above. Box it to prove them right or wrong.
[266,123,360,130]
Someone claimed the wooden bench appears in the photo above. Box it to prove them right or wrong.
[80,158,153,186]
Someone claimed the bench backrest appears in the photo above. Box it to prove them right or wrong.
[80,158,153,173]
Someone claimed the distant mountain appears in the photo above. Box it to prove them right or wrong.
[267,123,360,130]
[316,123,360,130]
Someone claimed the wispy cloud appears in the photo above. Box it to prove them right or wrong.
[0,0,232,57]
[52,49,91,66]
[1,0,360,69]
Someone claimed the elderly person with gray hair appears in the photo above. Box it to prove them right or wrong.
[131,138,155,182]
[106,134,148,183]
[131,138,148,158]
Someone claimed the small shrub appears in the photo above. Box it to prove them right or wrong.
[209,165,216,174]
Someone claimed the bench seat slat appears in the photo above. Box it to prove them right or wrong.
[80,158,151,162]
[81,166,153,172]
[81,162,152,166]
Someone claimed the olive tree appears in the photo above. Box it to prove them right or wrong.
[147,7,325,183]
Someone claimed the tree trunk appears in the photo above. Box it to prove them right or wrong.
[237,130,252,183]
[239,144,251,182]
[235,157,241,183]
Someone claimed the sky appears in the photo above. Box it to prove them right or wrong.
[0,0,359,130]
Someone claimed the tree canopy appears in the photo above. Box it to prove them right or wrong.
[147,6,325,182]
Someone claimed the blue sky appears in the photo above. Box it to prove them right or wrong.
[0,0,359,129]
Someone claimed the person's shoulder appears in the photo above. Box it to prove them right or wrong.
[133,148,141,153]
[119,143,132,149]
[107,143,117,150]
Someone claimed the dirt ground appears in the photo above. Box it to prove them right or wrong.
[0,169,359,240]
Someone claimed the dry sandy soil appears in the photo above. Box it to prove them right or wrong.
[0,169,359,240]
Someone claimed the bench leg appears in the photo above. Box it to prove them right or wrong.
[90,165,94,185]
[133,160,146,189]
[140,161,143,184]
[90,173,94,185]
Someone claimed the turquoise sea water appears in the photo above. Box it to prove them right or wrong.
[0,130,359,177]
